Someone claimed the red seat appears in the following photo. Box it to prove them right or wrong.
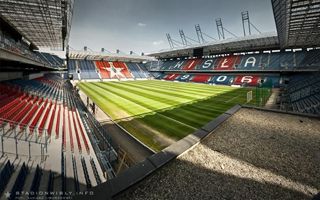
[71,111,82,153]
[192,75,212,83]
[11,103,33,128]
[0,100,28,126]
[164,74,180,81]
[215,55,241,70]
[182,59,201,70]
[96,61,111,79]
[29,105,45,133]
[75,111,90,153]
[67,110,74,152]
[55,105,61,138]
[47,103,57,136]
[38,103,52,136]
[20,105,39,129]
[113,62,133,78]
[62,107,66,150]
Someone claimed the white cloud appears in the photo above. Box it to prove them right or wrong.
[137,22,147,27]
[152,40,164,46]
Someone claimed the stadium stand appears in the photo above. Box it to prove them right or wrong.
[68,60,79,80]
[2,0,320,199]
[0,74,115,197]
[78,60,100,80]
[155,50,320,71]
[113,62,133,79]
[0,1,117,198]
[36,52,64,68]
[95,61,111,79]
[157,73,280,87]
[69,60,150,80]
[149,50,320,88]
[191,74,212,83]
[282,73,320,114]
[126,62,144,78]
[0,31,64,69]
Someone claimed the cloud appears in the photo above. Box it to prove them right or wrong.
[152,40,164,46]
[137,22,147,27]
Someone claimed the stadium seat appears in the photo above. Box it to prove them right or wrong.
[182,59,202,70]
[191,74,212,83]
[164,74,180,81]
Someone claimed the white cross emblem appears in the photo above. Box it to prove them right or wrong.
[103,65,125,78]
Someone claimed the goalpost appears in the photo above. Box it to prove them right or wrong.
[247,90,253,103]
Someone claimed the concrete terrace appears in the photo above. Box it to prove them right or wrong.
[100,108,319,200]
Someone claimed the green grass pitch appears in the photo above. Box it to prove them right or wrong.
[78,80,256,151]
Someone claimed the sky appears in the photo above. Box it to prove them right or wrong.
[68,0,276,55]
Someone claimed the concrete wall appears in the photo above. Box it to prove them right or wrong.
[0,72,23,81]
[27,72,44,80]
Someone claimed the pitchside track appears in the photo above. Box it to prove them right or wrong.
[78,80,258,151]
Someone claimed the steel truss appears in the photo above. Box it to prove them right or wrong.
[0,0,74,50]
[0,118,50,162]
[272,0,320,48]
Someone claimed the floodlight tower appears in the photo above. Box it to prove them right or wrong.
[241,11,262,36]
[179,29,188,46]
[242,11,251,36]
[215,18,225,40]
[166,33,174,49]
[195,24,205,43]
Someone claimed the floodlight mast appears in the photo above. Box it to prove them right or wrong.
[195,24,205,43]
[216,18,238,39]
[216,18,225,40]
[101,48,111,53]
[196,24,217,42]
[166,33,174,49]
[242,11,251,36]
[166,33,185,48]
[241,11,262,36]
[179,29,188,46]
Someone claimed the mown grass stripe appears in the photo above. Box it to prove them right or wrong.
[126,80,235,94]
[91,82,199,130]
[102,82,197,105]
[82,83,150,118]
[115,81,216,100]
[78,80,251,151]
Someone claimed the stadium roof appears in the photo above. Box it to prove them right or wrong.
[272,0,320,48]
[147,32,280,59]
[0,0,74,50]
[69,50,156,62]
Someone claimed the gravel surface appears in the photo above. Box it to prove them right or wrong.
[116,108,320,200]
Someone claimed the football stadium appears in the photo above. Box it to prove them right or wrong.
[0,0,319,199]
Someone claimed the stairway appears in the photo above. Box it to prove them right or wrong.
[265,88,280,109]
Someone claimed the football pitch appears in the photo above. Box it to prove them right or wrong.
[78,80,256,151]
